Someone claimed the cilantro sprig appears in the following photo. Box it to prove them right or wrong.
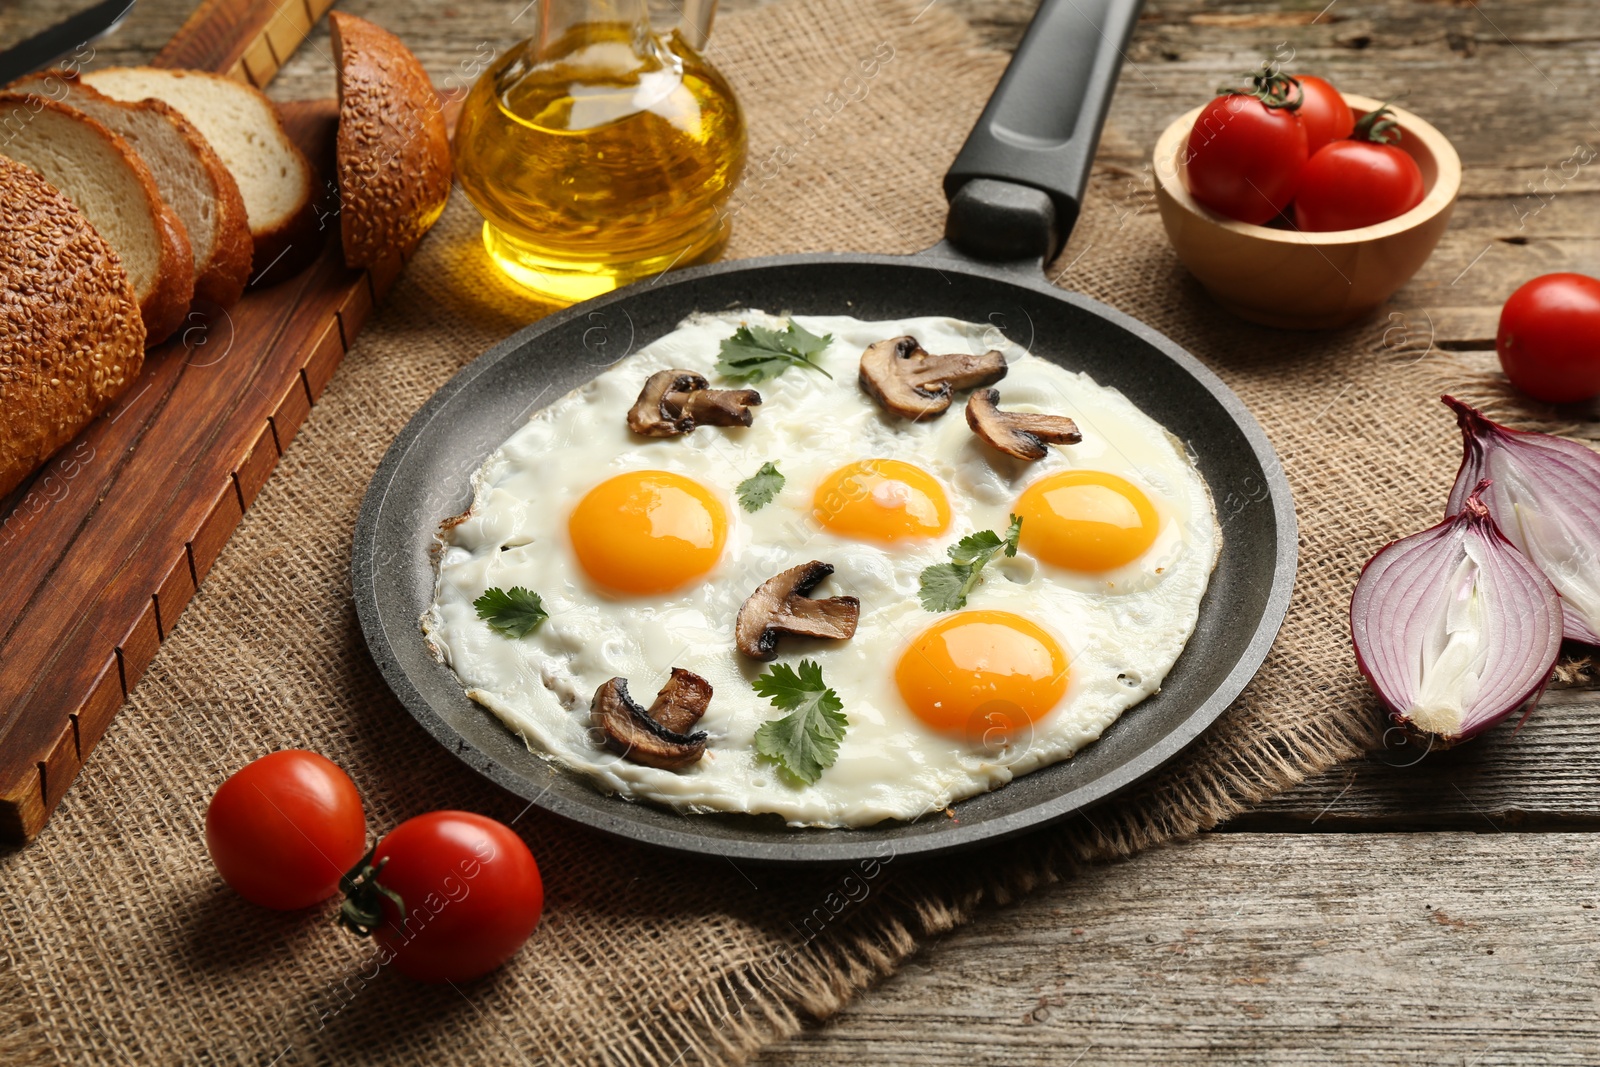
[918,515,1023,612]
[752,660,848,785]
[473,586,548,638]
[715,320,834,383]
[736,462,785,512]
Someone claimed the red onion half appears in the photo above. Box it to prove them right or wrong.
[1444,396,1600,645]
[1350,482,1562,743]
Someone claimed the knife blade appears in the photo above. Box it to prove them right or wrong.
[0,0,137,88]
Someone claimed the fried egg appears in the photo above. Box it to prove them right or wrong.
[423,311,1219,827]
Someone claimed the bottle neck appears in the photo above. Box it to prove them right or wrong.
[531,0,654,59]
[496,0,689,130]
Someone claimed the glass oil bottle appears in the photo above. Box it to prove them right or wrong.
[452,0,747,304]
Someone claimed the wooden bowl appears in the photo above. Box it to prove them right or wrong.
[1152,94,1461,330]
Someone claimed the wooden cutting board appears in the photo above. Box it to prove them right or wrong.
[0,0,402,841]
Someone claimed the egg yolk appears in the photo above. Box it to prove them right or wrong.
[895,611,1068,742]
[1014,470,1160,573]
[812,459,951,543]
[568,471,726,594]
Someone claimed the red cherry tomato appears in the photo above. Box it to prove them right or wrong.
[1293,75,1354,153]
[347,811,543,983]
[1292,139,1425,231]
[1496,273,1600,403]
[1185,93,1308,225]
[206,750,367,910]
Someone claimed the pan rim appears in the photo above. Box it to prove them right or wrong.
[351,250,1297,865]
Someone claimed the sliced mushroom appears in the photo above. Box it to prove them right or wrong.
[858,335,1007,420]
[627,369,761,437]
[675,385,762,428]
[589,669,711,769]
[642,667,713,734]
[628,369,701,436]
[965,388,1082,461]
[735,561,860,661]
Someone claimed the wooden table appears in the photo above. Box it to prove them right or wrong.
[5,0,1596,1062]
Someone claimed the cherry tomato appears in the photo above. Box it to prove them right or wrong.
[345,811,543,983]
[1292,139,1425,231]
[206,750,367,910]
[1293,75,1354,153]
[1185,93,1308,225]
[1496,273,1600,403]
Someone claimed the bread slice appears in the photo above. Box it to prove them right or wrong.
[82,67,318,279]
[0,93,194,345]
[0,154,145,498]
[12,71,253,308]
[329,12,451,269]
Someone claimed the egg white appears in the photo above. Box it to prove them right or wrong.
[423,311,1220,827]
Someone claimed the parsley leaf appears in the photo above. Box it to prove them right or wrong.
[715,321,834,383]
[473,586,548,638]
[918,515,1023,612]
[736,462,785,512]
[915,564,972,615]
[1004,513,1024,554]
[752,660,848,785]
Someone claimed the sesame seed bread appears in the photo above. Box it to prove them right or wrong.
[81,67,318,278]
[329,12,451,270]
[0,154,145,498]
[0,93,194,346]
[12,71,253,309]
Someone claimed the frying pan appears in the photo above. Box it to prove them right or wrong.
[352,0,1297,865]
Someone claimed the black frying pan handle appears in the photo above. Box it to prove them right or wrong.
[942,0,1143,264]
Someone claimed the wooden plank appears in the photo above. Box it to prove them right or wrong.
[300,317,345,402]
[113,597,163,696]
[757,833,1600,1066]
[188,478,246,585]
[152,548,197,641]
[335,266,375,345]
[234,420,280,509]
[153,0,275,72]
[235,33,278,88]
[269,366,314,451]
[153,0,338,84]
[0,347,187,648]
[73,653,125,757]
[31,720,78,832]
[1225,689,1600,832]
[262,0,314,73]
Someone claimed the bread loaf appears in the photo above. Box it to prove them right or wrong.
[82,67,319,280]
[0,155,145,498]
[13,71,253,308]
[329,12,451,269]
[0,92,194,344]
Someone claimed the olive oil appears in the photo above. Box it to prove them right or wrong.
[453,13,746,304]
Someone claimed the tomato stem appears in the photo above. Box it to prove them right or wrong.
[1217,61,1303,111]
[1352,103,1403,145]
[337,847,407,937]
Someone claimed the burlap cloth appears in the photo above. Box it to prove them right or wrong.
[1,0,1549,1061]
